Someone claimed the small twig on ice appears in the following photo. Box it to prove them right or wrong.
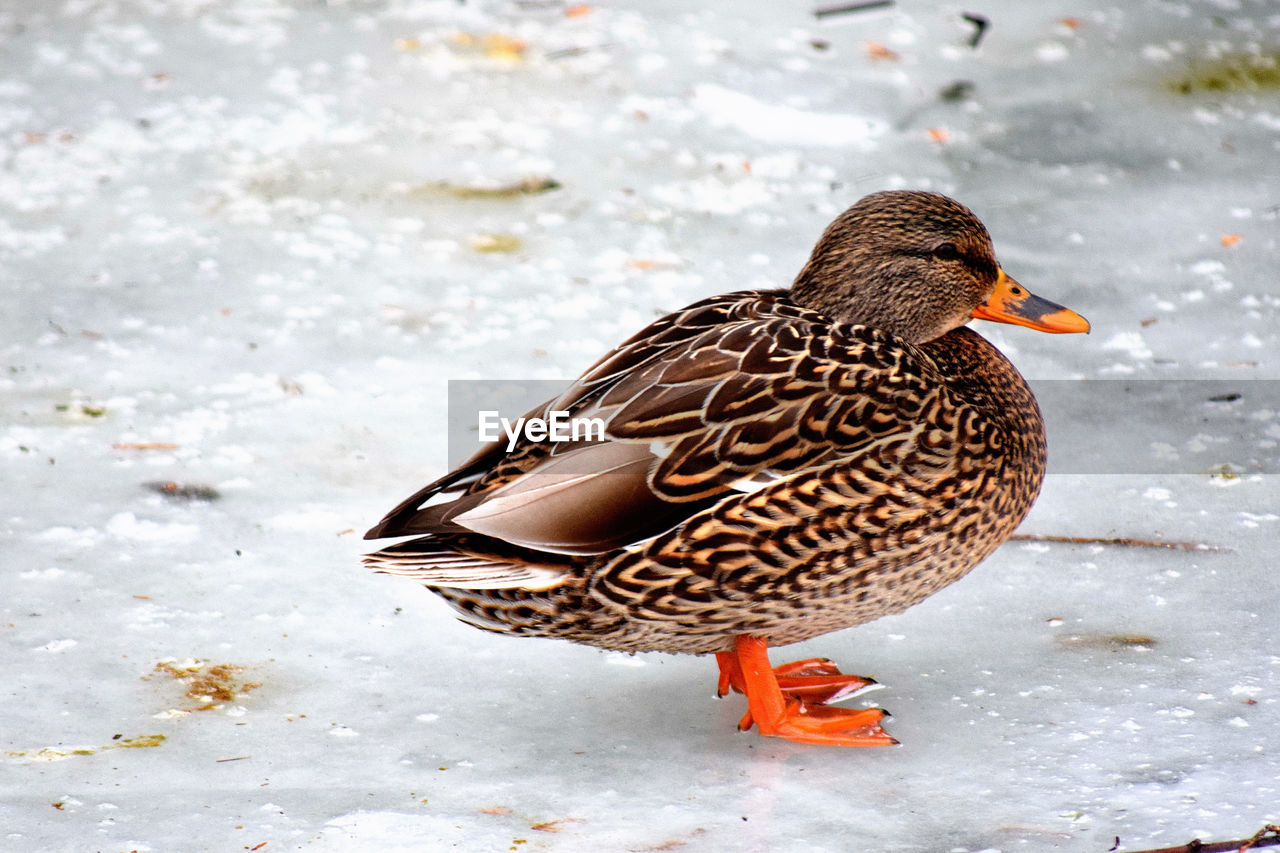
[961,12,988,48]
[1009,533,1230,553]
[1122,824,1280,853]
[813,1,894,19]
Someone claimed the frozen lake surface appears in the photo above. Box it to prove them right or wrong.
[2,0,1278,850]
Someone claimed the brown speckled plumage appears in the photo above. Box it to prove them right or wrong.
[364,190,1088,744]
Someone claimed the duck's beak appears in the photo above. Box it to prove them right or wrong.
[971,269,1091,334]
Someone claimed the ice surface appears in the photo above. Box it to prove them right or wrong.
[2,0,1278,851]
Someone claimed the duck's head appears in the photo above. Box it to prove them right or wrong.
[791,190,1090,344]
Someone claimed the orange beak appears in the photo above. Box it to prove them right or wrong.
[970,269,1090,334]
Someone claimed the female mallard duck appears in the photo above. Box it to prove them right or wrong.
[364,190,1089,747]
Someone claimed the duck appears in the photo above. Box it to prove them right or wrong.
[364,190,1089,747]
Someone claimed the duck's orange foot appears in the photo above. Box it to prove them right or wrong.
[750,700,896,747]
[715,635,898,747]
[716,653,877,705]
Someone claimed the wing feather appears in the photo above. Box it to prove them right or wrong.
[362,536,574,591]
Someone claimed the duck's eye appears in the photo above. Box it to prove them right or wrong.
[932,242,961,261]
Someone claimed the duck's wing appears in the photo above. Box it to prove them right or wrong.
[365,290,948,560]
[362,293,756,543]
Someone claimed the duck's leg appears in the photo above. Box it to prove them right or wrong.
[718,635,897,747]
[715,649,877,705]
